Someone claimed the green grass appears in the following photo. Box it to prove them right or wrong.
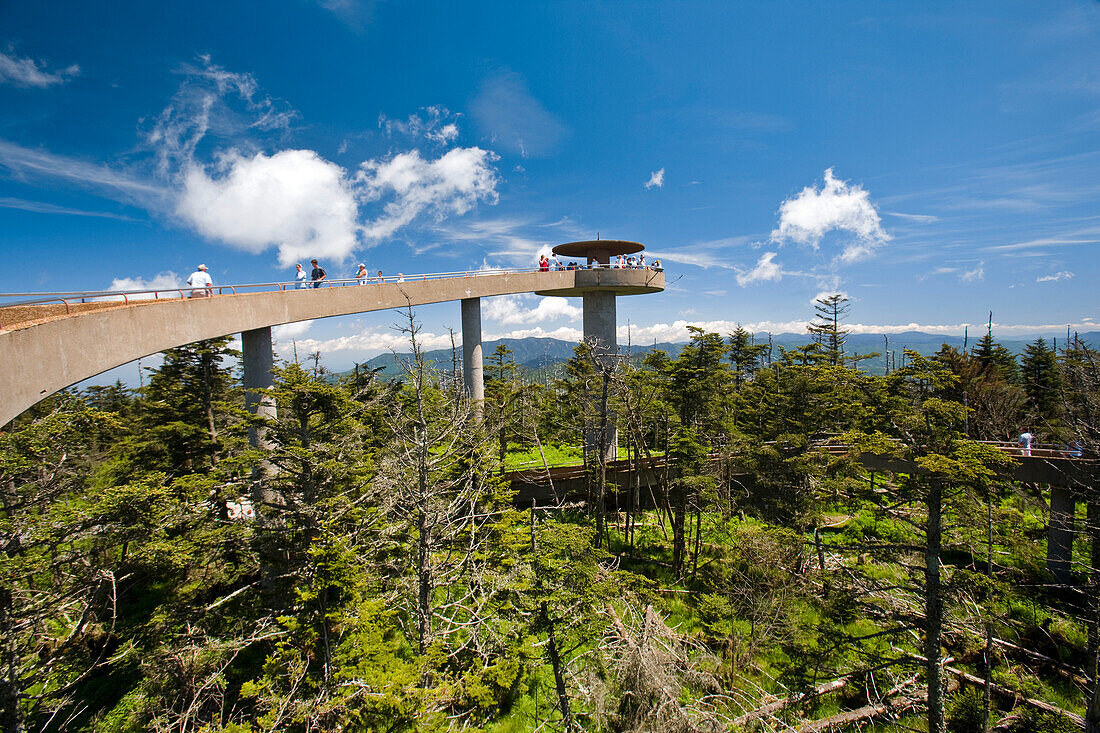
[502,442,643,470]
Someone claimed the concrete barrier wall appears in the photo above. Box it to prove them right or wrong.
[0,270,663,425]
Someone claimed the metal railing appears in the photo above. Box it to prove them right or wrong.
[0,263,667,312]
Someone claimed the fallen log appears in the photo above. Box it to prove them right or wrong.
[990,636,1087,683]
[795,673,924,732]
[906,652,1085,730]
[729,676,850,728]
[945,663,1084,730]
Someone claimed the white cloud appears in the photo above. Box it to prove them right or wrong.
[1037,270,1074,282]
[960,265,984,283]
[178,149,360,266]
[289,327,456,359]
[469,70,567,157]
[103,272,184,300]
[736,251,783,286]
[770,168,891,263]
[483,294,582,324]
[485,325,584,342]
[0,50,79,88]
[379,106,461,144]
[273,320,315,341]
[357,147,500,241]
[644,168,665,190]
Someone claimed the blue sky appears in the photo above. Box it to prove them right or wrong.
[2,1,1098,370]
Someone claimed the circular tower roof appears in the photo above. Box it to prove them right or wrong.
[552,239,644,259]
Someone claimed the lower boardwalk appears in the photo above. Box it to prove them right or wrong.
[508,450,1100,584]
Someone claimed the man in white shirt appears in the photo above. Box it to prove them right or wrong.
[1017,430,1034,457]
[187,264,213,298]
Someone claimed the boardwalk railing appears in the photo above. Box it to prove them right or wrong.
[0,263,668,312]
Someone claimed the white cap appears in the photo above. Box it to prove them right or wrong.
[197,264,208,270]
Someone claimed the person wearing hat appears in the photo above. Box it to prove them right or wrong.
[355,263,369,284]
[187,264,213,298]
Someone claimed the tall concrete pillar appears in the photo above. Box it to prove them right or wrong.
[461,298,484,416]
[1048,486,1076,584]
[582,290,618,461]
[242,327,278,448]
[583,290,617,357]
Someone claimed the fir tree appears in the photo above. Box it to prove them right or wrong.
[1021,338,1061,420]
[807,293,850,366]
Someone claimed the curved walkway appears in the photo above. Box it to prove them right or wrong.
[0,267,664,426]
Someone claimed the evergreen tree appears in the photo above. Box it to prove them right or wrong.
[971,329,1019,384]
[728,325,767,388]
[485,343,522,467]
[808,293,850,366]
[1021,338,1061,420]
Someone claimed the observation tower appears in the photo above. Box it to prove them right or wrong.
[538,239,663,460]
[538,239,661,362]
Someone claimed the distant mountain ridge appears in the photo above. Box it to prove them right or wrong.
[344,331,1099,381]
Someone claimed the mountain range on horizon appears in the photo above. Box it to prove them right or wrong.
[344,330,1100,382]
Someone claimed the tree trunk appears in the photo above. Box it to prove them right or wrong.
[1086,501,1100,733]
[530,503,575,730]
[417,431,432,655]
[671,483,686,578]
[0,584,21,733]
[925,478,946,733]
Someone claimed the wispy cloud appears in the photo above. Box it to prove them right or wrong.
[736,251,783,286]
[648,237,752,269]
[644,168,665,190]
[1036,270,1074,283]
[0,50,79,88]
[469,70,567,158]
[886,211,939,223]
[146,55,298,177]
[960,264,984,283]
[0,196,135,220]
[982,234,1100,253]
[0,139,171,208]
[432,215,585,265]
[378,106,461,144]
[313,0,382,31]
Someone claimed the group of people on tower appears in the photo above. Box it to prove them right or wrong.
[538,253,662,271]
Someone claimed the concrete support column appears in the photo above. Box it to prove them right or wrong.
[242,327,278,448]
[461,298,484,416]
[1048,485,1076,584]
[583,290,617,357]
[582,290,618,462]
